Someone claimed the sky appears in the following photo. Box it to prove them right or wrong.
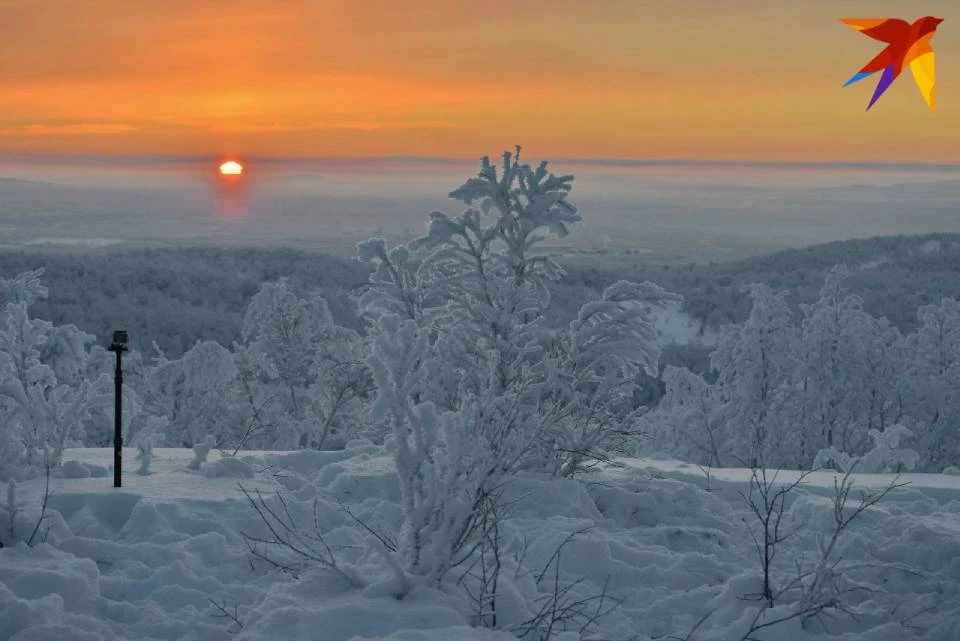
[0,0,957,164]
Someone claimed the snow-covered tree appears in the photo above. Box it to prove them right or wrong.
[142,340,237,447]
[232,281,369,450]
[854,315,906,437]
[648,365,725,466]
[357,149,681,593]
[357,240,430,323]
[361,149,676,476]
[0,272,110,479]
[0,268,47,308]
[369,315,467,588]
[544,280,681,475]
[903,298,960,470]
[710,284,797,467]
[793,266,891,462]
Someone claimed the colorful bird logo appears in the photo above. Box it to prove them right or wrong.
[840,17,943,111]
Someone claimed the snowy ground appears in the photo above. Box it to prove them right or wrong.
[1,446,958,641]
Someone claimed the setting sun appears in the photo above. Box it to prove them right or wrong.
[219,160,244,176]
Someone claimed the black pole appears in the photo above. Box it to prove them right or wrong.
[109,330,128,488]
[113,348,123,487]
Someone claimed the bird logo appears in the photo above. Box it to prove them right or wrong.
[840,17,943,111]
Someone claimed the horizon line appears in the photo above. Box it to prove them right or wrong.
[2,154,960,173]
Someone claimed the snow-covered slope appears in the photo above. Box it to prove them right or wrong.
[1,446,958,641]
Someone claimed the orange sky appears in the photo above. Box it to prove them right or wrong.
[0,0,956,162]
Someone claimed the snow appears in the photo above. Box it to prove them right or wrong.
[651,306,717,346]
[859,257,889,270]
[1,446,958,641]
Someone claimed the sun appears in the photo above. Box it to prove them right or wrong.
[219,160,244,176]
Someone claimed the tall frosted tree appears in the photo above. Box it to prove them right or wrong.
[904,298,960,470]
[142,340,237,448]
[0,271,109,479]
[792,266,907,465]
[362,148,677,475]
[796,267,862,456]
[0,268,47,308]
[233,281,368,449]
[544,279,680,475]
[648,364,725,466]
[855,315,905,437]
[360,149,680,593]
[710,284,797,467]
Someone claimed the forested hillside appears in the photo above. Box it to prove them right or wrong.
[0,247,369,356]
[3,233,959,359]
[562,232,960,335]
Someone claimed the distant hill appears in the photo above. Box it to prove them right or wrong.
[820,179,960,195]
[0,247,369,357]
[0,176,54,188]
[559,232,960,335]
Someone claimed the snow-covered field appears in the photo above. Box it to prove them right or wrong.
[2,445,958,641]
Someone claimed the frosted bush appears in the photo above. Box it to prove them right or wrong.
[142,340,237,448]
[0,270,110,480]
[187,435,216,471]
[230,281,369,450]
[814,425,919,473]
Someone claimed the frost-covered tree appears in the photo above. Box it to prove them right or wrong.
[367,315,492,590]
[544,280,681,475]
[903,298,960,470]
[710,284,797,467]
[854,315,905,437]
[794,266,894,461]
[358,149,680,594]
[648,365,725,466]
[361,149,676,475]
[0,271,110,479]
[357,241,430,322]
[232,281,369,450]
[142,340,237,447]
[0,268,47,308]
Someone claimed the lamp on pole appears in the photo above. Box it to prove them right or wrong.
[108,330,128,488]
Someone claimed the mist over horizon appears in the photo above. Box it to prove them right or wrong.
[1,154,958,261]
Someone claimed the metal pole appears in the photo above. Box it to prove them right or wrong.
[110,329,128,488]
[113,347,123,488]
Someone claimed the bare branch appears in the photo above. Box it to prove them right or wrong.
[208,598,244,632]
[667,608,715,641]
[26,456,54,547]
[238,485,364,588]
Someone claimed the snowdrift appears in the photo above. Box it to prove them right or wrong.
[1,445,958,641]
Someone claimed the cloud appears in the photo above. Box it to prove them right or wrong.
[215,119,456,133]
[0,123,135,137]
[558,158,960,173]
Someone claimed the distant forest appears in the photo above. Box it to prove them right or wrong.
[2,232,960,366]
[566,232,960,334]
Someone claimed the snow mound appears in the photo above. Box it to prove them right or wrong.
[202,457,255,479]
[0,448,958,641]
[57,460,109,479]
